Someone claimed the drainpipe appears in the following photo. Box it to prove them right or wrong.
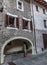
[30,0,37,54]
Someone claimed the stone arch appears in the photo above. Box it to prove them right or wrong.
[1,36,34,64]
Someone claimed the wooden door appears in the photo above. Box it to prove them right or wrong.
[43,34,47,49]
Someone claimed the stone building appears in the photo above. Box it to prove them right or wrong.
[33,0,47,53]
[0,0,47,64]
[0,0,35,64]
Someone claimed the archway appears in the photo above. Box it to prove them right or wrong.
[1,37,34,64]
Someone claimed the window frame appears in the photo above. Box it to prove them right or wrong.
[5,13,19,30]
[17,0,24,11]
[22,17,31,32]
[22,19,28,29]
[8,16,15,27]
[44,20,47,28]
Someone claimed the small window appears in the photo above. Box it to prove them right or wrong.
[17,0,24,11]
[18,1,22,9]
[0,2,3,12]
[44,20,47,28]
[43,9,45,14]
[36,5,38,11]
[5,15,19,29]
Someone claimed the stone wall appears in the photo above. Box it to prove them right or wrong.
[0,0,34,64]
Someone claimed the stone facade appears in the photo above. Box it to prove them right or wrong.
[33,1,47,53]
[0,0,47,64]
[0,0,35,64]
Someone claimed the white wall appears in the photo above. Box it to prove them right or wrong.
[33,4,47,30]
[30,3,47,53]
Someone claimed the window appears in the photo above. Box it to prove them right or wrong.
[43,9,45,14]
[17,0,24,11]
[22,19,32,30]
[8,16,14,27]
[0,2,3,12]
[44,20,47,28]
[36,5,38,11]
[5,14,19,29]
[22,19,28,29]
[18,1,22,9]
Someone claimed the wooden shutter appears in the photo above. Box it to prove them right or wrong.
[22,19,26,29]
[5,15,8,27]
[30,21,33,30]
[16,18,19,28]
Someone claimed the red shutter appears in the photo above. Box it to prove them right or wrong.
[5,15,8,27]
[30,21,33,30]
[16,18,19,28]
[22,19,26,29]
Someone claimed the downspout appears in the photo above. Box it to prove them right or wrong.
[30,0,37,54]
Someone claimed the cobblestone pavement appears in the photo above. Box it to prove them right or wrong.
[3,52,47,65]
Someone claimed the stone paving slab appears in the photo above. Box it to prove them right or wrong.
[3,52,47,65]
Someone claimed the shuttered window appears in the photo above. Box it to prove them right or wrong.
[5,14,19,29]
[22,19,33,30]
